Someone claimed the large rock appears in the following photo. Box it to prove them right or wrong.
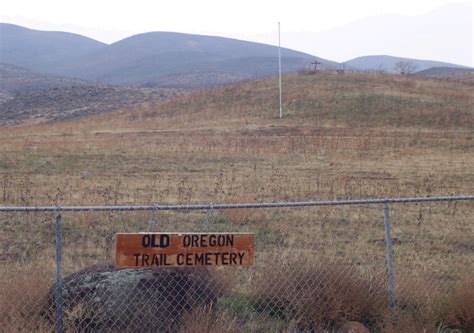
[44,265,221,332]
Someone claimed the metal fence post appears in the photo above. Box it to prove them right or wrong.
[383,201,397,309]
[55,208,64,333]
[205,203,215,230]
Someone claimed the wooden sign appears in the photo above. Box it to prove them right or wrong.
[115,232,254,268]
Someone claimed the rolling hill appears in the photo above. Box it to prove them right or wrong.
[346,55,468,73]
[0,24,337,88]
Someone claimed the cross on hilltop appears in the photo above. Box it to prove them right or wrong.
[310,60,321,72]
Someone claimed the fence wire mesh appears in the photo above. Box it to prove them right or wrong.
[0,198,473,332]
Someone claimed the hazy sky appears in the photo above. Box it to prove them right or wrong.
[2,0,473,66]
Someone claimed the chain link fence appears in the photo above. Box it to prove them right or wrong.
[1,196,473,332]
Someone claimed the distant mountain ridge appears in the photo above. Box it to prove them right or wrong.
[0,23,105,73]
[57,31,338,87]
[345,55,468,73]
[0,24,336,88]
[1,23,471,89]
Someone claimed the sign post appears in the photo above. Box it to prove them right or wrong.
[116,232,254,268]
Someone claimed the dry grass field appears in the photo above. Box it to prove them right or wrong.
[1,72,473,332]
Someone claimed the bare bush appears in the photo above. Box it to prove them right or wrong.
[179,306,238,333]
[443,275,474,331]
[393,61,418,75]
[253,259,387,330]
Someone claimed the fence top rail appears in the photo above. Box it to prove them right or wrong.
[0,195,473,212]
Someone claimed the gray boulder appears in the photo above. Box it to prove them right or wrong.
[44,265,221,332]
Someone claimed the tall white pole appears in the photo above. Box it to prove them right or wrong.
[278,22,282,119]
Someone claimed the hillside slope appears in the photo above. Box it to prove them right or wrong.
[97,71,473,131]
[0,63,89,102]
[0,63,190,126]
[1,71,472,204]
[0,84,185,126]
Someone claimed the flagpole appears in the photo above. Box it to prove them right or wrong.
[278,22,282,119]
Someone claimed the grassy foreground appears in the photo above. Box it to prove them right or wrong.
[0,72,473,331]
